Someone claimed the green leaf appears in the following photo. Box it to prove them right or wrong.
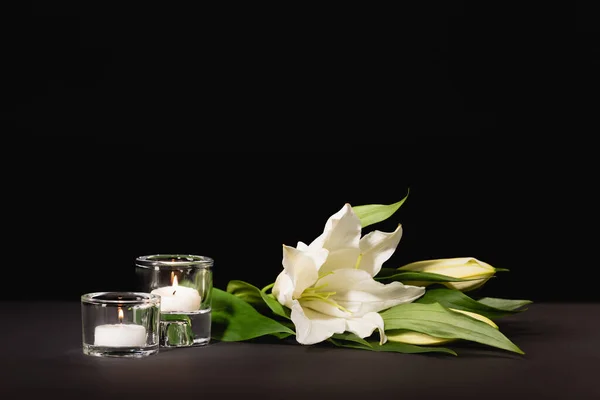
[167,320,194,346]
[416,288,531,319]
[375,270,479,283]
[211,288,295,342]
[477,297,532,311]
[377,267,399,277]
[179,279,196,289]
[261,292,292,319]
[270,331,295,339]
[259,282,291,320]
[227,280,265,307]
[352,190,409,229]
[380,302,524,354]
[159,314,195,346]
[227,280,291,319]
[161,313,192,323]
[329,338,457,355]
[330,332,372,347]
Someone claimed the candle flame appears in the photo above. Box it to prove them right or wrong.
[172,274,178,295]
[118,307,124,323]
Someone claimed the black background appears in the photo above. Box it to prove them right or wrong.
[5,138,584,303]
[2,3,592,303]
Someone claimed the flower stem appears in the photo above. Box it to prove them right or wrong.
[261,282,275,294]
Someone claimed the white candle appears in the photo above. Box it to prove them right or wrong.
[151,274,201,312]
[94,308,147,347]
[94,324,147,347]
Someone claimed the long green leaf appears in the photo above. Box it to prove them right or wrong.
[380,302,524,354]
[416,288,531,319]
[352,190,409,229]
[227,280,291,319]
[330,332,372,347]
[329,338,457,356]
[211,288,294,342]
[477,297,532,311]
[375,271,479,283]
[261,292,292,319]
[270,331,295,339]
[377,267,400,277]
[227,280,265,306]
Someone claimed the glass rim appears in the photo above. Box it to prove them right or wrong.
[81,291,160,305]
[135,254,214,269]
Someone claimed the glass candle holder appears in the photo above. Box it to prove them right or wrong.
[81,292,160,358]
[135,254,213,348]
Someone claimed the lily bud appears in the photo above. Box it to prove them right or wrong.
[398,257,498,292]
[386,308,498,345]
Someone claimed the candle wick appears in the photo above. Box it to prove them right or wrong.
[173,290,177,295]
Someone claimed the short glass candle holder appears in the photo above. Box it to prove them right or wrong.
[81,292,160,358]
[135,254,213,348]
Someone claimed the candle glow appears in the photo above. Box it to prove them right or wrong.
[172,274,178,295]
[93,305,147,347]
[151,271,201,312]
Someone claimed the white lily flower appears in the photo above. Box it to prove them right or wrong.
[273,203,425,345]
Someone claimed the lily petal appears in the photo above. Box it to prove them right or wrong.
[318,247,362,275]
[291,300,346,345]
[444,277,490,292]
[309,203,361,252]
[282,245,328,299]
[358,224,403,277]
[300,298,351,319]
[272,271,294,308]
[399,257,495,278]
[387,330,453,345]
[345,312,388,345]
[296,241,309,251]
[317,269,425,317]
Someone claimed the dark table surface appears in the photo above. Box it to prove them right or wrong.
[1,301,598,400]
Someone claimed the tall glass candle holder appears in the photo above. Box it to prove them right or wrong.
[81,292,160,358]
[135,254,213,348]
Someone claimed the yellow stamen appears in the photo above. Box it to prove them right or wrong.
[354,254,363,269]
[318,270,334,280]
[304,283,329,292]
[299,291,352,314]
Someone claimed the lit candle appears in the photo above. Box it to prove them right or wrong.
[94,307,147,347]
[151,273,201,312]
